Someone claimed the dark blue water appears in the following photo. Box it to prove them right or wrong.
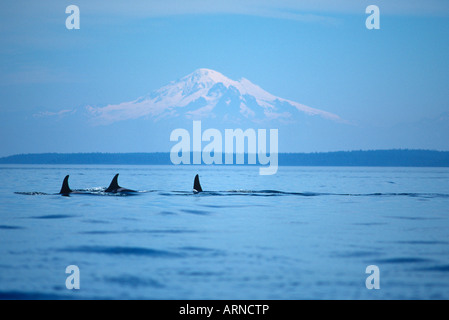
[1,165,449,299]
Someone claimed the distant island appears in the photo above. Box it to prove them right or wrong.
[1,150,449,167]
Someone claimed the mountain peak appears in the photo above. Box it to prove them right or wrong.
[181,68,235,88]
[87,69,342,124]
[190,68,224,78]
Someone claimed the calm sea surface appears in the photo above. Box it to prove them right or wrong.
[0,165,448,299]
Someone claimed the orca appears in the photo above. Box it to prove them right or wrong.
[193,174,203,193]
[59,175,73,195]
[105,174,137,193]
[59,175,85,196]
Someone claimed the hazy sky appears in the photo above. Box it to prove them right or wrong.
[0,1,448,156]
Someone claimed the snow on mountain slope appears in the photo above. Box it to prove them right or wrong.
[87,68,342,125]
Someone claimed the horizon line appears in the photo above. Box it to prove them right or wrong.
[2,148,449,159]
[2,149,449,168]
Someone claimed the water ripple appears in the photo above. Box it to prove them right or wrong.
[417,265,449,272]
[15,189,449,199]
[0,225,24,230]
[60,246,183,258]
[31,214,78,219]
[79,229,197,235]
[104,275,164,288]
[377,257,432,264]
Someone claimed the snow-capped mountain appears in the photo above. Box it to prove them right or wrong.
[87,68,341,125]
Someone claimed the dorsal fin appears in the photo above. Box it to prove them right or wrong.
[106,174,120,192]
[59,175,72,194]
[193,174,202,192]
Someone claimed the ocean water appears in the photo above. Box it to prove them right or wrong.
[0,165,448,300]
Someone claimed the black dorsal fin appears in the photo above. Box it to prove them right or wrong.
[193,174,202,192]
[106,174,120,192]
[59,175,72,194]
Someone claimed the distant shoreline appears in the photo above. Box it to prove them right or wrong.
[1,150,449,167]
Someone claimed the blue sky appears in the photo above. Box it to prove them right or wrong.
[0,1,448,156]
